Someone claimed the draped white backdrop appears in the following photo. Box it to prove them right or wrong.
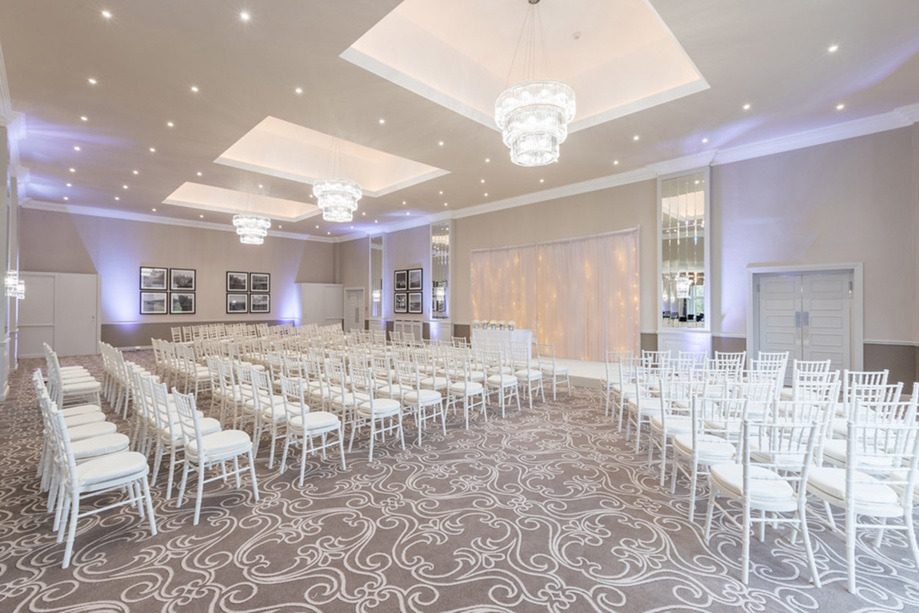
[470,228,640,361]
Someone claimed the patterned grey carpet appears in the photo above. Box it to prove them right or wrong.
[2,352,919,612]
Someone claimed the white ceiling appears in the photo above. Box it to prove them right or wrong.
[2,0,919,240]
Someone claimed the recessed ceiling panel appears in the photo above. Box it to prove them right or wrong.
[342,0,708,132]
[215,117,450,198]
[163,182,320,222]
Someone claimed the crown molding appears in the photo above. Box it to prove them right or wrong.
[21,200,337,243]
[713,104,919,166]
[647,151,717,177]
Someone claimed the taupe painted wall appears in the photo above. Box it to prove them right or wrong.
[338,237,370,315]
[712,126,917,343]
[384,225,430,320]
[21,209,336,338]
[453,179,657,328]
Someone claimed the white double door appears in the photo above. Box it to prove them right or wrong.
[756,270,851,381]
[19,272,100,358]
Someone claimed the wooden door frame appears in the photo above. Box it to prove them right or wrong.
[747,263,863,370]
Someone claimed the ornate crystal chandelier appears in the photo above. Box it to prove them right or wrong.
[232,214,271,245]
[313,178,362,223]
[495,0,575,167]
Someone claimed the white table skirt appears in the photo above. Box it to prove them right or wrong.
[471,328,532,349]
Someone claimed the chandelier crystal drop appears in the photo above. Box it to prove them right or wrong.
[495,80,575,167]
[232,214,271,245]
[313,177,362,223]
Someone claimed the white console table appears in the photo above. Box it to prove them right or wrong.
[471,327,532,349]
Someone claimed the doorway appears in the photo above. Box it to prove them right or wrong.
[344,287,365,333]
[19,272,101,358]
[749,265,863,382]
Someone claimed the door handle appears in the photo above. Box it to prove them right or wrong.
[795,312,801,328]
[803,312,809,327]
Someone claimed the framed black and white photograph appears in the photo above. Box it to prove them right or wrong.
[227,271,248,292]
[408,268,423,291]
[250,293,270,313]
[394,292,407,314]
[139,266,167,290]
[227,293,248,314]
[250,272,270,293]
[394,270,408,292]
[408,291,423,314]
[170,268,196,291]
[140,291,167,314]
[170,292,196,314]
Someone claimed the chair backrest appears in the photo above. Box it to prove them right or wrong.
[170,327,182,343]
[279,375,308,419]
[171,388,202,453]
[691,396,749,442]
[46,399,80,486]
[842,369,890,404]
[641,350,671,369]
[249,367,275,411]
[348,363,376,401]
[149,378,180,440]
[742,419,819,480]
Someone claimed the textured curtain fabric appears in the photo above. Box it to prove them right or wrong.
[470,229,639,361]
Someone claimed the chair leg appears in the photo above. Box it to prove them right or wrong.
[741,505,751,584]
[248,451,260,502]
[905,509,919,577]
[193,464,205,525]
[142,477,158,536]
[846,506,857,593]
[62,491,80,569]
[799,506,821,588]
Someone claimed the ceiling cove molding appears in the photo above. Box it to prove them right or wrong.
[21,200,336,243]
[713,104,919,166]
[449,167,658,220]
[647,151,718,177]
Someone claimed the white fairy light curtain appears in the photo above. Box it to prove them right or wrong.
[470,228,639,361]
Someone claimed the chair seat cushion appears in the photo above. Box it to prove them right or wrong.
[514,368,542,381]
[808,466,899,506]
[710,464,795,503]
[357,398,402,417]
[62,380,102,393]
[673,434,735,462]
[187,430,252,458]
[404,389,442,405]
[821,439,897,469]
[71,433,130,459]
[67,421,119,441]
[650,416,692,434]
[61,404,101,417]
[450,381,484,395]
[77,451,148,486]
[290,411,340,431]
[64,412,106,428]
[420,376,449,389]
[377,383,410,397]
[543,365,569,375]
[487,374,517,387]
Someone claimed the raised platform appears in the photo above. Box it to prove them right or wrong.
[556,358,607,390]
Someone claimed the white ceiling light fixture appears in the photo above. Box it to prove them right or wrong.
[495,0,575,167]
[233,192,271,245]
[313,138,362,223]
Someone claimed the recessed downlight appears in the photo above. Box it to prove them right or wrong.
[63,196,69,201]
[484,192,488,197]
[632,135,640,141]
[199,214,204,218]
[87,78,97,85]
[152,208,157,212]
[122,185,129,190]
[702,138,709,144]
[149,147,156,153]
[485,158,490,163]
[73,146,81,151]
[378,118,386,125]
[836,103,845,110]
[444,202,448,207]
[66,183,72,187]
[438,140,444,146]
[114,196,120,201]
[438,190,443,195]
[132,169,139,175]
[828,44,839,53]
[613,160,619,165]
[167,121,175,128]
[69,168,76,173]
[743,103,751,110]
[240,11,251,22]
[80,115,88,122]
[190,85,199,93]
[295,87,303,94]
[539,178,544,183]
[196,171,203,176]
[101,10,112,19]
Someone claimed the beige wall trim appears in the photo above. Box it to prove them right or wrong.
[714,103,919,166]
[22,200,336,243]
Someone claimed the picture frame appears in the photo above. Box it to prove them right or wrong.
[139,266,167,291]
[226,293,248,314]
[250,272,270,293]
[408,291,423,314]
[170,292,196,314]
[140,291,167,314]
[394,292,408,314]
[408,268,423,291]
[250,293,270,313]
[394,270,408,292]
[226,271,248,292]
[169,268,196,291]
